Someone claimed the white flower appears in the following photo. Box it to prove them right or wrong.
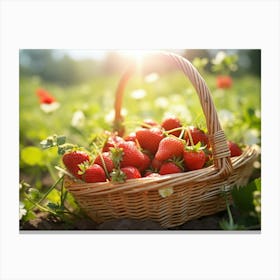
[243,129,260,145]
[253,161,261,169]
[218,109,235,127]
[105,108,128,123]
[255,109,261,118]
[253,144,261,154]
[163,105,192,123]
[212,51,226,65]
[130,89,146,100]
[144,72,159,83]
[154,97,169,109]
[169,94,182,103]
[19,202,27,220]
[71,110,85,128]
[40,102,60,113]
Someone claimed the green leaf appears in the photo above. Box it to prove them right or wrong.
[231,179,260,213]
[21,146,44,166]
[21,210,36,222]
[56,135,66,146]
[25,187,40,200]
[46,188,61,204]
[57,143,75,155]
[47,202,60,211]
[254,178,261,191]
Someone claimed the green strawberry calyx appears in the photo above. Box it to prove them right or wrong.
[109,146,124,169]
[77,161,91,175]
[108,146,127,183]
[110,168,126,183]
[167,156,184,171]
[185,141,207,152]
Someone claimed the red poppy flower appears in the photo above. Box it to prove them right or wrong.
[36,88,56,104]
[216,75,233,89]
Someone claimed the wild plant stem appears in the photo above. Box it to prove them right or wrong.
[60,178,65,206]
[25,195,57,215]
[26,195,80,219]
[225,196,234,226]
[223,189,235,226]
[28,175,64,211]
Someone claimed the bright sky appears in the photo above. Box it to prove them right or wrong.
[54,50,107,60]
[56,49,186,61]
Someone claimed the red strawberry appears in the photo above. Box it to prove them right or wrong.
[82,164,107,183]
[155,137,185,161]
[94,152,115,173]
[159,162,183,175]
[228,141,242,157]
[183,149,206,171]
[102,134,124,152]
[136,127,164,154]
[185,126,209,147]
[161,116,182,137]
[138,152,152,173]
[124,132,137,142]
[62,150,90,179]
[121,166,141,180]
[141,119,159,128]
[117,141,145,168]
[151,158,163,171]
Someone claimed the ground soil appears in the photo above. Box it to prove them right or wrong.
[20,207,246,231]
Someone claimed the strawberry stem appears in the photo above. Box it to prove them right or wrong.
[164,126,184,135]
[97,151,110,179]
[178,127,185,139]
[186,127,195,147]
[164,126,186,140]
[28,175,64,211]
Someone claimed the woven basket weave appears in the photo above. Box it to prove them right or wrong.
[64,52,258,228]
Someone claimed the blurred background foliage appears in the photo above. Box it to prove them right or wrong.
[20,49,260,86]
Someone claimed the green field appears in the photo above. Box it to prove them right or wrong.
[19,68,261,230]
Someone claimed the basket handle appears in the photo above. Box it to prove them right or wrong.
[113,51,233,177]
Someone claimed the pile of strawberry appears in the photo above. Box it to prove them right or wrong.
[61,116,243,183]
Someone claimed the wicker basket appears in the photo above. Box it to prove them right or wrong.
[64,52,259,228]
